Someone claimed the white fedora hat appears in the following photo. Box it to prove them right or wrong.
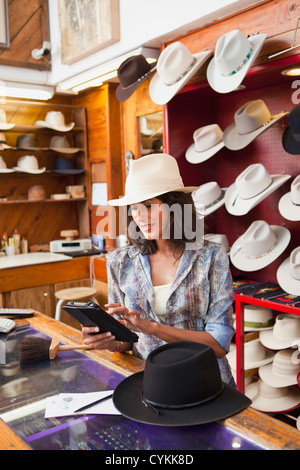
[149,42,213,105]
[203,233,230,252]
[227,338,274,371]
[237,304,274,332]
[259,349,300,388]
[230,220,291,272]
[192,181,226,216]
[206,29,266,94]
[0,155,14,173]
[245,379,300,413]
[278,175,300,221]
[260,314,300,350]
[185,124,224,164]
[223,100,287,150]
[108,153,197,206]
[50,135,79,154]
[13,155,46,174]
[225,163,291,216]
[35,111,74,132]
[0,109,15,130]
[277,247,300,296]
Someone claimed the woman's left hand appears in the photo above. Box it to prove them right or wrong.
[105,303,153,334]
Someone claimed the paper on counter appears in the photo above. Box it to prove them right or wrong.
[45,390,120,418]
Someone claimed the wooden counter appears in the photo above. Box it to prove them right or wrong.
[1,312,299,451]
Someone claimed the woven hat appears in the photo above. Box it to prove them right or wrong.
[277,247,300,296]
[116,54,157,102]
[192,181,226,216]
[278,175,300,221]
[185,124,224,164]
[230,220,291,272]
[50,135,79,154]
[13,155,46,174]
[246,379,300,413]
[16,134,41,150]
[149,42,213,105]
[108,153,197,206]
[227,338,274,371]
[223,99,287,150]
[282,104,300,154]
[0,109,15,130]
[225,163,291,216]
[0,155,14,173]
[35,111,74,132]
[206,29,266,94]
[259,349,300,388]
[113,341,251,426]
[259,314,300,350]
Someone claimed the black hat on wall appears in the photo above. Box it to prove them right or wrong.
[115,54,157,102]
[282,104,300,154]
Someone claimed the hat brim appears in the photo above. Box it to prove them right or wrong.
[113,371,251,426]
[116,63,157,102]
[149,50,213,105]
[0,124,15,130]
[245,381,300,413]
[277,255,300,296]
[50,147,80,154]
[206,34,266,94]
[185,141,224,164]
[223,112,288,151]
[53,169,84,175]
[227,347,274,370]
[259,363,299,388]
[282,126,300,155]
[225,173,291,216]
[230,225,291,272]
[0,168,14,173]
[278,191,300,221]
[108,186,198,206]
[13,167,46,174]
[35,121,75,132]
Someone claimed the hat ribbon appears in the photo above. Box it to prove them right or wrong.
[232,180,273,206]
[164,57,196,86]
[202,190,225,211]
[231,235,278,259]
[121,66,157,90]
[221,46,253,77]
[244,319,274,328]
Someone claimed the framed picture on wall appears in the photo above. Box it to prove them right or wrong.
[58,0,120,64]
[0,0,10,49]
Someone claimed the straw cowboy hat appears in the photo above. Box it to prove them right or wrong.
[13,155,46,174]
[278,175,300,221]
[16,134,41,151]
[0,109,15,130]
[225,163,291,216]
[35,111,74,132]
[0,155,14,173]
[113,341,251,426]
[206,29,266,94]
[192,181,226,216]
[234,304,274,332]
[230,220,291,272]
[0,132,12,150]
[282,104,300,154]
[185,124,225,164]
[259,349,300,388]
[149,42,213,105]
[245,379,300,413]
[50,135,79,154]
[277,247,300,296]
[108,153,197,206]
[227,338,274,371]
[116,54,157,102]
[223,99,287,150]
[259,314,300,350]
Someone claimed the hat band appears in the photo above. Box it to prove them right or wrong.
[292,201,300,206]
[236,180,273,202]
[203,190,225,211]
[164,57,196,86]
[121,66,157,90]
[244,319,274,329]
[231,235,278,259]
[221,46,253,77]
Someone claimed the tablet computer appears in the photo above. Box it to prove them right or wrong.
[62,301,139,343]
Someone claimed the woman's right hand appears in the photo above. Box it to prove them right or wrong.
[81,326,115,350]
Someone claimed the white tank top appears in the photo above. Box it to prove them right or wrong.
[153,283,172,321]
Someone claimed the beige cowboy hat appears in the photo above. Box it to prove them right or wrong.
[108,153,197,206]
[0,132,12,150]
[0,109,15,130]
[225,163,291,216]
[278,175,300,221]
[277,247,300,296]
[192,181,226,216]
[0,155,14,173]
[185,124,224,164]
[245,379,300,413]
[227,338,274,371]
[149,42,213,105]
[50,135,79,154]
[259,314,300,350]
[207,29,266,94]
[259,349,300,388]
[223,99,287,150]
[13,155,46,174]
[35,111,74,132]
[230,220,291,272]
[234,304,274,332]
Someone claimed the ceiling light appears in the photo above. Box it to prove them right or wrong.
[281,68,300,76]
[0,81,54,100]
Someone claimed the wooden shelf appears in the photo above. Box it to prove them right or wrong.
[0,198,87,204]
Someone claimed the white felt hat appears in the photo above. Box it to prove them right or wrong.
[0,109,15,130]
[278,175,300,221]
[245,379,300,413]
[227,338,274,371]
[13,155,46,174]
[35,111,74,132]
[277,247,300,296]
[185,124,224,164]
[192,181,226,216]
[0,155,14,173]
[259,349,300,388]
[259,314,300,350]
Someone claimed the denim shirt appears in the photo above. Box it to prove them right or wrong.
[106,241,236,385]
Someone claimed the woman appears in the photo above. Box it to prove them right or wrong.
[82,154,236,385]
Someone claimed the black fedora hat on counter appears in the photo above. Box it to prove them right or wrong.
[282,104,300,154]
[113,341,251,426]
[53,157,84,175]
[116,54,157,102]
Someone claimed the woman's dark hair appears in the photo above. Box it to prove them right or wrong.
[127,191,198,256]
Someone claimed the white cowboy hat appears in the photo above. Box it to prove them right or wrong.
[277,247,300,296]
[50,135,79,154]
[225,163,291,216]
[0,155,14,173]
[35,111,74,132]
[259,314,300,350]
[245,379,300,413]
[230,220,291,272]
[223,100,288,150]
[108,153,197,206]
[259,349,300,388]
[234,304,274,332]
[0,109,15,130]
[0,132,12,150]
[185,124,224,164]
[278,175,300,221]
[203,233,230,252]
[13,155,46,174]
[227,338,274,371]
[192,181,226,216]
[206,29,266,94]
[149,42,213,105]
